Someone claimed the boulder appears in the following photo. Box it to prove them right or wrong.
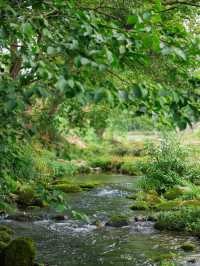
[52,183,82,193]
[130,200,149,210]
[164,186,191,200]
[181,242,195,252]
[106,215,129,227]
[4,237,36,266]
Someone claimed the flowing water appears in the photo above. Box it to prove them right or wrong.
[1,174,200,266]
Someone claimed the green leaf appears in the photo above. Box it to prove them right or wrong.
[67,79,75,88]
[127,15,138,25]
[143,12,151,20]
[106,50,114,64]
[42,28,52,38]
[21,22,34,37]
[152,33,160,51]
[80,57,90,65]
[143,34,153,49]
[37,87,48,97]
[173,47,186,60]
[119,90,128,102]
[47,46,55,55]
[119,45,126,54]
[132,84,142,98]
[55,77,67,92]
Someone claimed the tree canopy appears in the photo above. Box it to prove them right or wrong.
[0,0,200,138]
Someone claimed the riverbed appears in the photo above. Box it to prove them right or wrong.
[1,174,200,266]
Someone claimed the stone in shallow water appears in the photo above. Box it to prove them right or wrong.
[187,258,196,263]
[52,214,68,221]
[6,212,42,222]
[181,242,195,252]
[106,215,130,227]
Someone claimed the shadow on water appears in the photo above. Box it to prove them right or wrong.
[1,174,200,266]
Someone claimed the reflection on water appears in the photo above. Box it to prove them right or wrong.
[1,174,200,266]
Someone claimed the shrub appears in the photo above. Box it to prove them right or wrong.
[89,156,112,171]
[139,135,187,193]
[120,161,140,175]
[48,160,78,177]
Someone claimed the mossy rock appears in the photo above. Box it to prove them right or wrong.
[0,241,8,251]
[181,199,200,207]
[89,157,112,171]
[0,226,13,236]
[53,183,82,193]
[120,162,140,176]
[164,186,191,200]
[130,200,149,210]
[79,182,99,190]
[133,190,161,206]
[16,185,43,207]
[0,231,11,244]
[4,237,36,266]
[154,221,167,231]
[155,200,182,211]
[151,252,176,262]
[126,194,137,200]
[181,242,195,251]
[145,192,162,206]
[16,185,35,205]
[51,179,72,185]
[106,215,129,227]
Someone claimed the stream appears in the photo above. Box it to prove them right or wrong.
[1,174,200,266]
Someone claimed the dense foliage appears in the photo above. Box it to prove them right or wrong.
[1,0,200,209]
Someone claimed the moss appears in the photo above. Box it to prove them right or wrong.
[16,185,35,206]
[89,157,112,171]
[129,191,162,210]
[181,242,195,251]
[53,183,82,193]
[0,226,13,236]
[76,164,91,174]
[130,200,149,210]
[0,231,11,244]
[164,186,191,200]
[51,179,72,185]
[4,237,36,266]
[126,194,137,200]
[145,192,162,206]
[0,241,7,251]
[16,185,43,207]
[181,199,200,207]
[79,182,99,190]
[151,252,176,262]
[106,215,129,227]
[133,190,161,204]
[155,200,182,211]
[120,162,141,176]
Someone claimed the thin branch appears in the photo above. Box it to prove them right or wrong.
[106,69,131,85]
[77,6,123,22]
[160,0,200,12]
[166,1,200,7]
